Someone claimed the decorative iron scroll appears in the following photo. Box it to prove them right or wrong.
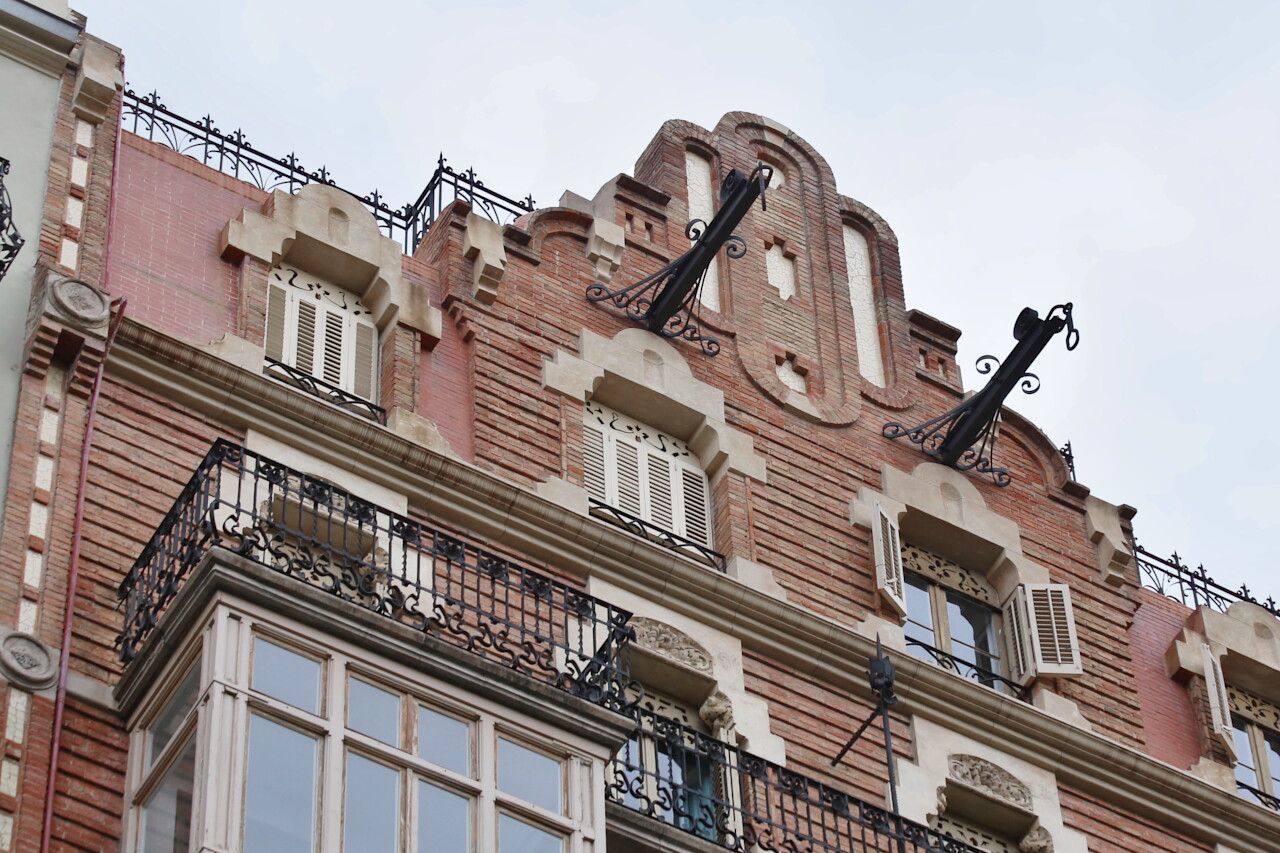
[0,158,24,282]
[589,497,727,571]
[611,706,984,853]
[121,89,534,254]
[907,639,1029,699]
[263,357,388,425]
[884,303,1078,487]
[1134,542,1279,618]
[1239,780,1280,812]
[116,440,636,712]
[586,164,772,356]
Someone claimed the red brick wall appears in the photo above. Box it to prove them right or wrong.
[1130,589,1201,769]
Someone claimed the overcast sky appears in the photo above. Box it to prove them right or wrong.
[78,0,1280,604]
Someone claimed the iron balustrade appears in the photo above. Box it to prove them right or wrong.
[263,357,388,425]
[121,89,534,254]
[0,157,23,282]
[116,440,635,711]
[1238,781,1280,812]
[588,497,727,572]
[609,707,983,853]
[904,638,1029,701]
[1133,543,1279,619]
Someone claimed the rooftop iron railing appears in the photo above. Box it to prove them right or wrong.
[120,88,535,254]
[609,707,983,853]
[588,497,728,572]
[1133,543,1279,619]
[116,440,635,712]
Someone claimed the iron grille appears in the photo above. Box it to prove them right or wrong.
[1134,543,1278,619]
[116,440,635,712]
[263,357,388,425]
[610,707,984,853]
[905,638,1029,701]
[0,157,24,281]
[588,497,727,571]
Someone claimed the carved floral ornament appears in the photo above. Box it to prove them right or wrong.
[901,543,996,605]
[948,754,1033,810]
[630,617,713,673]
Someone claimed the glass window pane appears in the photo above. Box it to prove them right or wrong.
[349,678,400,746]
[141,736,196,853]
[1264,728,1280,789]
[904,575,936,652]
[499,814,562,853]
[345,753,398,853]
[418,781,470,853]
[946,593,1000,671]
[498,739,561,813]
[252,638,321,714]
[244,715,317,853]
[151,666,201,761]
[419,706,470,775]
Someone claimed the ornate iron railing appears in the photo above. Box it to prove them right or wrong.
[609,708,983,853]
[263,357,388,425]
[120,88,535,254]
[905,639,1028,701]
[117,440,635,711]
[0,157,24,282]
[1134,543,1278,619]
[1239,781,1280,812]
[588,497,727,572]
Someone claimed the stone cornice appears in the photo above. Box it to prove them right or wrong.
[108,316,1279,852]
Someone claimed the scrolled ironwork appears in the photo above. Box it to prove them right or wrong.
[0,158,24,282]
[1134,542,1279,619]
[610,707,985,853]
[121,89,533,254]
[116,440,636,713]
[263,357,388,424]
[1239,781,1280,812]
[586,163,772,357]
[588,498,727,571]
[905,638,1029,700]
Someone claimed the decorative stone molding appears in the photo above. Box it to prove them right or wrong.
[631,617,713,673]
[1020,826,1053,853]
[1085,496,1133,587]
[219,183,441,344]
[949,754,1034,810]
[585,217,625,286]
[1167,601,1280,705]
[699,689,734,733]
[71,37,123,124]
[462,212,506,305]
[0,630,57,690]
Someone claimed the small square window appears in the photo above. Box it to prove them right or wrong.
[348,677,400,747]
[498,813,563,853]
[498,738,562,814]
[251,637,322,715]
[418,705,471,776]
[417,780,471,853]
[149,665,200,762]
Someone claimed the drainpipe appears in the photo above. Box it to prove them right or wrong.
[39,56,127,852]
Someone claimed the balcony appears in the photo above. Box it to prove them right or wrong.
[263,356,388,425]
[588,497,728,572]
[609,708,984,853]
[905,639,1029,701]
[116,440,635,712]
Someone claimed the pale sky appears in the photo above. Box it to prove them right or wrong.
[78,0,1280,604]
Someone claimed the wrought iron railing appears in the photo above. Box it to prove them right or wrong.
[1239,781,1280,812]
[905,639,1028,701]
[0,157,24,282]
[117,440,635,711]
[588,497,727,572]
[609,708,982,853]
[1134,543,1278,619]
[120,88,535,254]
[263,357,388,425]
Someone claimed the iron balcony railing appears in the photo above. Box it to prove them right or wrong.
[609,707,983,853]
[0,157,23,282]
[1239,781,1280,812]
[588,497,728,572]
[263,357,388,425]
[1133,543,1279,619]
[904,639,1028,701]
[120,88,535,254]
[116,440,635,712]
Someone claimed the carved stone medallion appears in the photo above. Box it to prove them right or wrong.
[0,631,57,690]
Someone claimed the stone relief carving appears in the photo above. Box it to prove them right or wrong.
[0,631,57,690]
[631,617,714,673]
[699,689,734,733]
[1019,826,1054,853]
[948,754,1033,810]
[1229,685,1280,729]
[903,545,996,605]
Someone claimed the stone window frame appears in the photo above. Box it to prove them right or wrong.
[219,183,441,417]
[1228,685,1280,806]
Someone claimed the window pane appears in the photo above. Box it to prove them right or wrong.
[498,739,561,813]
[345,753,398,853]
[349,678,400,746]
[499,814,562,853]
[244,715,317,853]
[904,574,936,652]
[419,706,470,775]
[418,781,470,853]
[252,638,321,714]
[151,666,201,761]
[141,736,196,853]
[946,592,1000,672]
[1265,728,1280,790]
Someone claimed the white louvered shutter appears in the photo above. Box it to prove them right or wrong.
[1202,643,1237,762]
[1003,584,1083,683]
[680,468,711,547]
[582,423,608,503]
[871,502,906,616]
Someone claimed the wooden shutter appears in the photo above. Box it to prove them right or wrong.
[871,502,906,616]
[680,468,711,547]
[353,323,377,401]
[1202,643,1237,761]
[265,284,287,362]
[582,423,607,502]
[1003,584,1083,682]
[613,440,643,517]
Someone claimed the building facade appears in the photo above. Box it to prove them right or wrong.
[1,19,1278,853]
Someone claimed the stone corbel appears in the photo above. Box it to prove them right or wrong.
[585,217,625,286]
[72,38,123,124]
[462,213,506,305]
[1084,496,1133,587]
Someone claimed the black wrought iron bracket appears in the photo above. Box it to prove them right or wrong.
[0,158,25,282]
[586,163,772,356]
[832,638,902,817]
[883,303,1079,487]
